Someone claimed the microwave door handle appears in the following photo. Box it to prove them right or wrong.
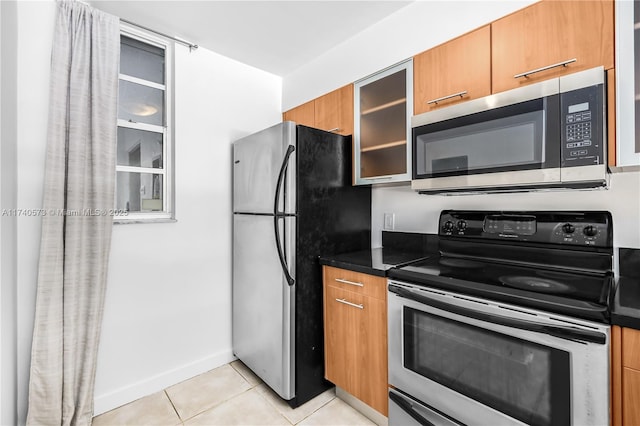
[389,391,437,426]
[273,145,296,287]
[389,285,606,345]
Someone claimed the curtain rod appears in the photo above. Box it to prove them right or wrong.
[120,18,199,51]
[74,1,198,50]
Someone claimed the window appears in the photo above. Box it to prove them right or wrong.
[115,27,173,221]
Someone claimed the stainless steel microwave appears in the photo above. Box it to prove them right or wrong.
[411,67,607,194]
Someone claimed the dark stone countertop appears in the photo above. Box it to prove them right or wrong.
[318,231,437,277]
[612,248,640,330]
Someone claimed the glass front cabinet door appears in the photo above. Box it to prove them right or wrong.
[354,60,413,185]
[616,0,640,165]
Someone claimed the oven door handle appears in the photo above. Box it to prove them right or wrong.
[389,390,436,426]
[389,285,607,345]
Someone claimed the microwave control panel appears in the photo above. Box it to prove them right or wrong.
[560,84,604,167]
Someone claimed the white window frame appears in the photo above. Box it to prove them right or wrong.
[115,24,174,222]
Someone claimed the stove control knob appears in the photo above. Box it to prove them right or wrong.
[562,223,575,234]
[583,225,598,237]
[457,220,467,231]
[443,221,455,232]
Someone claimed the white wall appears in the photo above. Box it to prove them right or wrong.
[10,1,282,422]
[282,0,640,253]
[282,0,536,111]
[93,43,282,415]
[14,2,55,424]
[0,2,19,424]
[371,173,640,249]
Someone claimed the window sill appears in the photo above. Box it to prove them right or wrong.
[113,218,177,225]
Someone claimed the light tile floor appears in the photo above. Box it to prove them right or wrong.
[93,361,376,426]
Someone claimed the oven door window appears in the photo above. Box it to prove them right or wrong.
[413,97,560,179]
[403,307,570,426]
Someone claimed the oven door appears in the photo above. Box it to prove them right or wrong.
[388,281,610,426]
[411,79,561,192]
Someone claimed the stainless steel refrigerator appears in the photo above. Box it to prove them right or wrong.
[232,122,371,407]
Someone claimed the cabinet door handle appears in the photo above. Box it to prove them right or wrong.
[361,176,393,182]
[327,127,340,133]
[514,58,577,79]
[335,278,364,287]
[426,90,468,105]
[335,298,364,309]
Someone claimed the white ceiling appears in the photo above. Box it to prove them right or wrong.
[90,1,414,77]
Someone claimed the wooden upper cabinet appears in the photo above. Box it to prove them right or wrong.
[315,85,354,136]
[283,85,354,136]
[283,100,315,128]
[491,0,614,93]
[414,26,491,115]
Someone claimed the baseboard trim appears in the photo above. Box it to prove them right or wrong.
[93,349,235,416]
[336,387,388,426]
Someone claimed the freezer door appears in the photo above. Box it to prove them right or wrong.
[233,122,296,214]
[232,213,295,400]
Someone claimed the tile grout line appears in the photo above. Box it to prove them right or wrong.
[164,389,184,424]
[292,392,337,425]
[252,384,295,426]
[229,360,262,388]
[174,376,256,424]
[253,383,338,426]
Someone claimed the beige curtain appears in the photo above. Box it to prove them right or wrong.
[27,2,119,424]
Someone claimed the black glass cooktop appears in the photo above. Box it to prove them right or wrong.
[388,211,615,322]
[389,256,613,322]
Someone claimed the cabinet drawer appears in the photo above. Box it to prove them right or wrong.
[323,266,386,300]
[622,327,640,370]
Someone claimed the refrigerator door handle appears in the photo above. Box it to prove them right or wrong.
[274,216,295,286]
[274,145,295,216]
[274,145,296,286]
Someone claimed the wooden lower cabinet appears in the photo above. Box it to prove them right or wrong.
[323,266,388,416]
[612,325,640,426]
[623,367,640,425]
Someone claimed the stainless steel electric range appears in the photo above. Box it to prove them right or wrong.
[387,210,613,426]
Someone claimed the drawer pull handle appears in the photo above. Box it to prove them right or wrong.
[327,127,340,133]
[514,58,577,79]
[427,90,468,105]
[335,278,364,287]
[335,298,364,309]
